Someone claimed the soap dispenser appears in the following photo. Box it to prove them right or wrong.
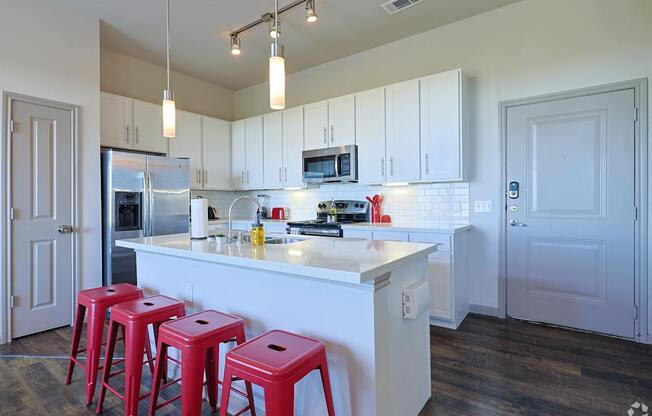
[250,210,265,246]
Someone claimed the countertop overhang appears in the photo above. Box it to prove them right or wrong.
[117,233,436,286]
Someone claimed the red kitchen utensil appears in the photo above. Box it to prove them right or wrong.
[381,215,391,223]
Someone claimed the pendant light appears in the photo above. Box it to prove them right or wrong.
[162,0,176,138]
[269,0,285,110]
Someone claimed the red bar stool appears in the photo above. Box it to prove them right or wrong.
[66,283,149,405]
[96,295,185,416]
[219,330,335,416]
[148,310,257,416]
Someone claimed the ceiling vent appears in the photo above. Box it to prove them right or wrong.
[380,0,423,15]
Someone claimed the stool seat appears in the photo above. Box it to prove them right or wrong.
[78,283,143,306]
[160,310,244,347]
[228,330,325,379]
[111,295,183,322]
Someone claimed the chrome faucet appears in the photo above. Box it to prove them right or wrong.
[227,195,262,243]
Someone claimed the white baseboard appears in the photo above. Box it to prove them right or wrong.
[468,304,500,317]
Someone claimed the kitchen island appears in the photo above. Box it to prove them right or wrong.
[117,233,436,416]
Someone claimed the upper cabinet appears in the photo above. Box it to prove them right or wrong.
[282,106,305,188]
[231,120,246,190]
[385,79,421,183]
[355,88,386,184]
[420,69,469,182]
[263,112,284,189]
[100,92,167,154]
[101,93,132,148]
[169,111,202,188]
[202,117,231,190]
[304,100,329,151]
[304,95,355,151]
[244,116,264,189]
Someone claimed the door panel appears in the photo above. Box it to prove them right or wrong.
[328,95,355,146]
[100,92,132,148]
[506,89,635,338]
[304,101,328,151]
[11,100,73,338]
[147,156,190,236]
[282,106,304,188]
[231,120,246,189]
[202,117,231,190]
[169,111,202,188]
[245,116,264,189]
[385,79,420,182]
[356,88,386,184]
[263,112,284,189]
[133,100,166,153]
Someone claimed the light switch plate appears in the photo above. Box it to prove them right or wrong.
[474,200,493,213]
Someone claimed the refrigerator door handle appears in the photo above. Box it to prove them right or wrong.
[147,171,154,236]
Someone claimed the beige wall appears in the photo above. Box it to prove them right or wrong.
[0,0,101,343]
[101,48,235,121]
[234,0,652,319]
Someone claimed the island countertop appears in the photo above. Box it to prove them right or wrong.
[117,233,436,285]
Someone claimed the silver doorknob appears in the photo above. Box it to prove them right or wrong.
[57,225,73,234]
[509,220,527,227]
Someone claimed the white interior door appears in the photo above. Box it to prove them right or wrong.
[10,99,74,338]
[506,89,636,338]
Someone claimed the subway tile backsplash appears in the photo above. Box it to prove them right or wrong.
[192,182,470,228]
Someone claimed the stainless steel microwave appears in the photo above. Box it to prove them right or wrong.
[302,145,358,183]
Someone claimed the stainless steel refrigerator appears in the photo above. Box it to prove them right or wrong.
[102,150,190,286]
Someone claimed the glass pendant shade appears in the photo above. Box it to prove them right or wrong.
[162,91,176,138]
[269,44,285,110]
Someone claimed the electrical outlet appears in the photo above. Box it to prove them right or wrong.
[474,200,493,213]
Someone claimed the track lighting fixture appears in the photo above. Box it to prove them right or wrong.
[306,0,318,22]
[230,35,241,55]
[269,18,281,39]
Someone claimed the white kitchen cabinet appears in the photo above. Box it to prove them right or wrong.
[408,231,469,329]
[385,79,421,183]
[101,92,132,148]
[169,110,203,188]
[282,106,304,188]
[231,120,246,189]
[244,116,264,189]
[420,69,469,182]
[202,117,231,190]
[328,95,355,147]
[263,112,284,189]
[355,88,386,184]
[132,99,166,153]
[304,100,329,151]
[342,229,373,239]
[372,231,409,241]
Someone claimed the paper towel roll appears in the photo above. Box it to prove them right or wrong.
[191,198,208,239]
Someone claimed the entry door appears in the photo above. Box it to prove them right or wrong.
[11,99,74,338]
[506,89,636,338]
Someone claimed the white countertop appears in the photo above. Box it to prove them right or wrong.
[117,233,436,285]
[208,218,471,234]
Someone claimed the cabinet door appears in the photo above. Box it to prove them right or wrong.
[263,112,284,189]
[100,92,132,149]
[245,116,264,189]
[133,100,166,153]
[385,79,420,183]
[427,253,453,320]
[169,111,202,188]
[355,88,386,184]
[202,117,231,190]
[328,95,355,146]
[304,101,328,150]
[231,120,246,189]
[282,106,304,188]
[420,69,463,181]
[372,231,409,241]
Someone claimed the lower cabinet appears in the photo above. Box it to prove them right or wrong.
[342,226,469,329]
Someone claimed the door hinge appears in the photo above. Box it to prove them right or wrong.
[9,296,15,309]
[633,107,639,122]
[9,119,14,133]
[633,304,639,320]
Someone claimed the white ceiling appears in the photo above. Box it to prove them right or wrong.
[58,0,520,90]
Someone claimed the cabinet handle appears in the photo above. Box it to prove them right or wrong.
[323,127,327,144]
[381,157,385,177]
[241,171,245,186]
[204,170,208,185]
[246,170,250,185]
[284,167,288,183]
[330,125,334,142]
[390,157,394,176]
[279,167,282,183]
[125,126,130,143]
[425,153,430,175]
[135,126,139,144]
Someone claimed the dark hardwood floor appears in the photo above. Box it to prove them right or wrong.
[1,314,651,415]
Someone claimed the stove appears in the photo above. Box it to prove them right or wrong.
[287,200,370,237]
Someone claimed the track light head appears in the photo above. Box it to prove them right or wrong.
[269,18,281,39]
[306,0,318,22]
[230,35,241,55]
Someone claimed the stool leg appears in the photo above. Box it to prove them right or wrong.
[218,366,234,416]
[85,304,107,405]
[234,326,257,416]
[124,322,148,416]
[181,346,207,416]
[65,303,86,385]
[205,346,217,410]
[264,384,294,416]
[148,339,168,416]
[319,356,336,416]
[145,328,155,375]
[96,320,119,414]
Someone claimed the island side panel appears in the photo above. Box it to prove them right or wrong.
[135,250,380,416]
[374,257,431,416]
